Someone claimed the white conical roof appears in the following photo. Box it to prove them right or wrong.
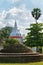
[14,20,17,30]
[10,21,22,37]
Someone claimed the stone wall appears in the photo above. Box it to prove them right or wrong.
[0,53,43,63]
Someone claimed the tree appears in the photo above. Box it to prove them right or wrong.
[31,8,41,23]
[24,8,42,53]
[0,26,12,38]
[0,26,12,45]
[24,23,43,53]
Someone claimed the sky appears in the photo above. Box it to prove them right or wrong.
[0,0,43,35]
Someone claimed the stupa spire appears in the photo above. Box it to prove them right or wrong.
[14,20,17,29]
[10,20,23,43]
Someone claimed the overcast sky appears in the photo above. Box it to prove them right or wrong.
[0,0,43,35]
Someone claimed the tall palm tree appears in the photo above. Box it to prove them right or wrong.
[31,8,41,23]
[31,8,42,52]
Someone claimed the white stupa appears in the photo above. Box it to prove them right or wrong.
[9,21,23,43]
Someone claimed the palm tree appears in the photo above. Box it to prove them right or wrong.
[31,8,42,52]
[31,8,41,23]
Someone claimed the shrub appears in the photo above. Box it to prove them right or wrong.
[3,38,19,48]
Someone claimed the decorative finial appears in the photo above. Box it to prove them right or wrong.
[14,20,17,29]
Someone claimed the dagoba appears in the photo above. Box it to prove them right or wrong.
[9,21,23,43]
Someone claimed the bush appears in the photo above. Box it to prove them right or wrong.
[3,38,19,48]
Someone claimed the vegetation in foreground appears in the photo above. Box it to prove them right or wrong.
[0,62,43,65]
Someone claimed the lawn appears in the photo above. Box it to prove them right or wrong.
[0,62,43,65]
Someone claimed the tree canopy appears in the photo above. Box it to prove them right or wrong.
[24,23,43,47]
[31,8,41,23]
[0,26,12,45]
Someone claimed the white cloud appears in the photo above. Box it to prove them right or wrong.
[6,19,15,27]
[0,10,7,20]
[0,4,43,35]
[7,0,20,3]
[9,7,21,15]
[0,21,6,28]
[0,6,34,35]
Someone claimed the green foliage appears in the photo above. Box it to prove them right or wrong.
[0,26,12,38]
[31,8,41,22]
[0,26,12,45]
[24,23,43,47]
[3,38,19,48]
[6,38,19,44]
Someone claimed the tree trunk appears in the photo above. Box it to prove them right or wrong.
[36,20,37,23]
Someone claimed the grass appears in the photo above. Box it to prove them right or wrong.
[0,62,43,65]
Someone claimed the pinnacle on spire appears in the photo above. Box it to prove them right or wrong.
[14,20,17,29]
